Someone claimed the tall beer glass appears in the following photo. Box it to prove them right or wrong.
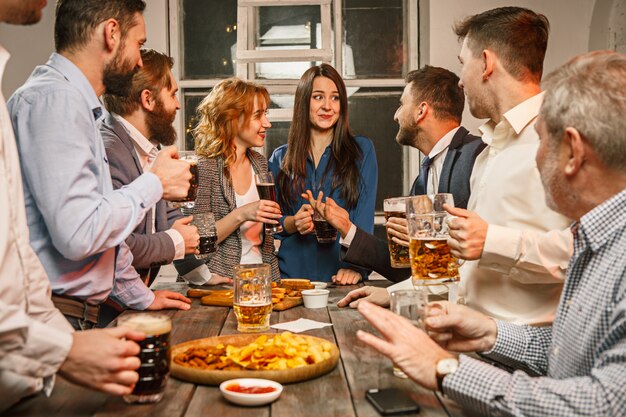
[172,151,199,209]
[254,172,283,234]
[233,263,272,332]
[406,194,460,286]
[117,313,172,404]
[389,289,428,377]
[383,197,410,268]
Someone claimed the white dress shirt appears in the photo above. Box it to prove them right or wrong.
[113,114,184,260]
[0,46,74,411]
[461,92,572,324]
[425,126,459,194]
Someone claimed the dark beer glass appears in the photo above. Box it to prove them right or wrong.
[384,197,410,268]
[193,212,217,260]
[117,313,172,404]
[313,211,337,244]
[172,151,198,209]
[254,172,283,234]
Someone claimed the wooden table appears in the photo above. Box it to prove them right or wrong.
[6,283,467,417]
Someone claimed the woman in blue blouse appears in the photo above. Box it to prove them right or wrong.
[269,64,378,284]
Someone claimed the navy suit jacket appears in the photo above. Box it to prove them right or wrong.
[340,126,485,282]
[101,114,183,285]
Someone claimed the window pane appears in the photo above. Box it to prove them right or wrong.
[255,6,322,80]
[181,0,237,79]
[182,89,210,150]
[343,0,405,79]
[348,87,404,212]
[264,121,290,158]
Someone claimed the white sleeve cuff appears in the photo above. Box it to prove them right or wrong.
[182,264,212,285]
[339,223,357,248]
[478,224,522,273]
[165,229,185,260]
[386,278,414,294]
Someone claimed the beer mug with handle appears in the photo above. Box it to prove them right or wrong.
[233,263,273,332]
[406,194,460,286]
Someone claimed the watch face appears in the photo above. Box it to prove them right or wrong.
[436,358,459,375]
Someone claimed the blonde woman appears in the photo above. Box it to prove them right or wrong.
[179,78,281,280]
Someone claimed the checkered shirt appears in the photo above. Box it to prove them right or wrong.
[442,188,626,416]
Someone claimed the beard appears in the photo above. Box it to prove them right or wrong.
[5,0,43,25]
[146,98,177,146]
[103,46,137,97]
[396,121,419,147]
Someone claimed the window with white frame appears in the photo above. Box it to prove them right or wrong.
[169,0,420,234]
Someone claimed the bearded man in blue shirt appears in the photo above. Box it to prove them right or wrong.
[8,0,192,330]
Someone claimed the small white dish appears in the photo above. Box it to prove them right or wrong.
[301,289,330,309]
[219,378,283,406]
[311,281,328,289]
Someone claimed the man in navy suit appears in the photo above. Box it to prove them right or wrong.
[101,49,231,289]
[320,66,485,284]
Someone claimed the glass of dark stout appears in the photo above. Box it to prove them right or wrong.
[117,313,172,404]
[172,151,199,209]
[192,212,217,260]
[384,197,410,268]
[254,172,283,234]
[312,211,337,244]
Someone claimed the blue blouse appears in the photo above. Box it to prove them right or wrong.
[268,135,378,282]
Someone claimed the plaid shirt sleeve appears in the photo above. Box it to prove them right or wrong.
[442,301,626,416]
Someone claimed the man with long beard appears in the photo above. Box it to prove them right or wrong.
[101,49,231,289]
[8,0,192,330]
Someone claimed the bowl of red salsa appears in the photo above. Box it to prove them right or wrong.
[219,378,283,406]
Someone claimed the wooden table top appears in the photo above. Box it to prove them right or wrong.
[6,283,467,417]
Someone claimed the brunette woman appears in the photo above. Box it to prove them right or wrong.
[269,64,377,284]
[179,78,281,280]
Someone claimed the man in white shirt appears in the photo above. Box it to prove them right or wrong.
[339,7,572,325]
[101,49,231,288]
[0,0,146,410]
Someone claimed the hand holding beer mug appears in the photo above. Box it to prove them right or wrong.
[406,194,461,286]
[171,151,199,209]
[234,263,272,332]
[254,172,283,234]
[117,313,172,404]
[389,289,428,378]
[384,197,410,268]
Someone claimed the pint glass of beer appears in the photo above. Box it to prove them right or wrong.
[406,194,460,286]
[383,197,410,268]
[233,263,272,332]
[313,211,338,244]
[254,172,283,234]
[117,313,172,404]
[172,151,199,209]
[193,212,217,260]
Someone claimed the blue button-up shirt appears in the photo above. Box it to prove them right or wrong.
[7,53,161,309]
[269,135,377,281]
[443,188,626,416]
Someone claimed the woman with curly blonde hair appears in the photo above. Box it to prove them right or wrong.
[178,78,281,280]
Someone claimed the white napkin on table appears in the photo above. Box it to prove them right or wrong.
[270,318,333,333]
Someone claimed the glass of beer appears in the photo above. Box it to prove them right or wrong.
[233,263,272,332]
[117,313,172,404]
[406,194,460,286]
[389,289,427,378]
[313,211,338,244]
[254,172,283,234]
[383,197,410,268]
[192,212,217,260]
[172,151,199,209]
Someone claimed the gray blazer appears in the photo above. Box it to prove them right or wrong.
[101,114,183,284]
[341,126,485,282]
[174,151,281,280]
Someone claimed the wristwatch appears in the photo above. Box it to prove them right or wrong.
[435,357,459,393]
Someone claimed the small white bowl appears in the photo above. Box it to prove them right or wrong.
[301,289,330,309]
[219,378,283,406]
[311,281,328,289]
